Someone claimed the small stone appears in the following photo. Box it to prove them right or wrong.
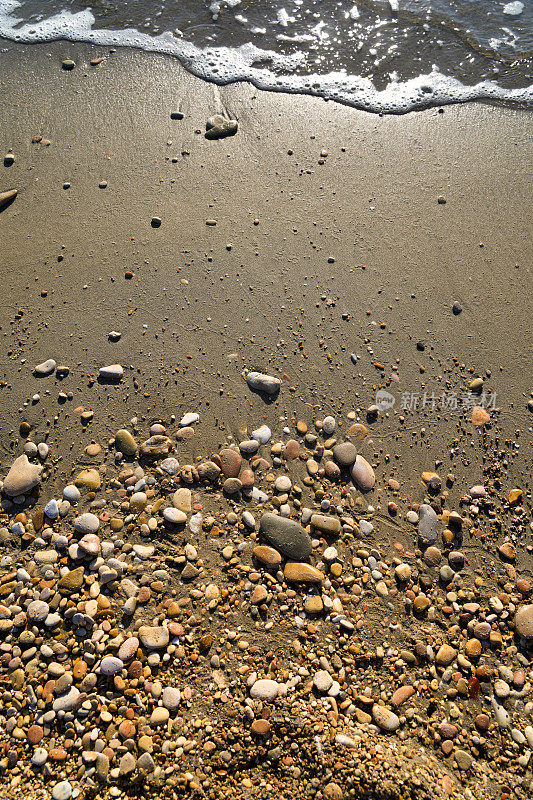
[163,507,186,525]
[372,705,400,732]
[260,512,312,560]
[322,416,336,435]
[250,679,279,701]
[472,405,490,425]
[418,504,438,545]
[3,454,42,497]
[99,364,123,381]
[333,442,357,466]
[284,563,324,582]
[34,358,56,376]
[52,780,72,800]
[58,566,84,593]
[216,448,242,478]
[205,114,238,139]
[436,644,457,666]
[311,513,341,535]
[100,656,124,676]
[253,545,282,568]
[390,686,415,707]
[313,670,333,692]
[304,596,324,614]
[162,687,181,710]
[139,625,169,650]
[350,455,375,491]
[245,371,281,395]
[115,429,138,456]
[515,605,533,639]
[73,512,99,534]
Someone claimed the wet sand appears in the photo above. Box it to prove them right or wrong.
[0,39,532,800]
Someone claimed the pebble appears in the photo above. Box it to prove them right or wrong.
[314,670,333,692]
[73,512,100,534]
[205,114,238,139]
[350,455,375,491]
[100,656,124,676]
[245,371,281,395]
[260,512,312,560]
[250,679,279,701]
[283,562,324,582]
[372,705,400,732]
[99,364,124,381]
[515,604,533,639]
[52,780,72,800]
[3,454,42,496]
[139,625,169,649]
[418,504,438,545]
[332,442,357,466]
[163,507,187,525]
[115,429,138,455]
[34,358,56,376]
[322,416,336,434]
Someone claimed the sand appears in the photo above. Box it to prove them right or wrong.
[0,38,532,800]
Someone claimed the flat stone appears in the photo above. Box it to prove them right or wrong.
[52,686,79,712]
[118,637,139,661]
[3,454,42,497]
[253,545,282,568]
[139,435,171,457]
[58,566,84,593]
[284,562,324,582]
[260,512,312,560]
[418,504,438,545]
[115,429,138,456]
[74,512,99,534]
[391,685,415,707]
[139,625,169,649]
[52,780,72,800]
[333,442,357,467]
[314,670,333,692]
[216,448,242,478]
[173,487,192,512]
[350,455,375,491]
[246,371,281,395]
[34,358,56,377]
[197,461,221,482]
[180,412,199,426]
[205,114,238,139]
[515,605,533,639]
[75,468,101,490]
[44,498,59,519]
[252,424,271,443]
[372,705,400,732]
[163,507,186,525]
[63,484,81,502]
[239,439,259,455]
[162,686,181,710]
[436,644,457,666]
[100,656,123,676]
[250,679,279,701]
[311,513,341,535]
[27,600,49,622]
[304,595,324,614]
[99,364,123,381]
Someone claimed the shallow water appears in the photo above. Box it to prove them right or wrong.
[1,1,532,112]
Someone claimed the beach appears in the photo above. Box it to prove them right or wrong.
[0,38,532,800]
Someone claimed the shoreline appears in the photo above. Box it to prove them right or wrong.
[0,38,532,800]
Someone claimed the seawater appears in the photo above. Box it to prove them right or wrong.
[0,0,531,113]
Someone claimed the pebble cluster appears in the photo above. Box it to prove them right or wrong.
[0,403,532,800]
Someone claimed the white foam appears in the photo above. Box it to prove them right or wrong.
[503,2,524,16]
[0,1,530,114]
